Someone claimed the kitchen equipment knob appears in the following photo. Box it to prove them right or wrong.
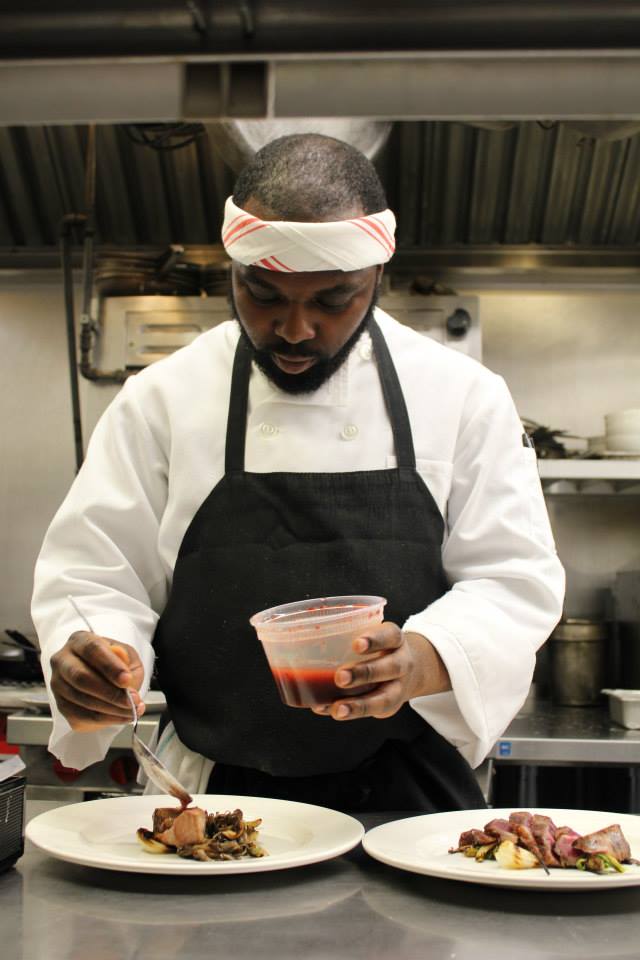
[446,308,471,339]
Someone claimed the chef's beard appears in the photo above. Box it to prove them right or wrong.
[229,286,378,395]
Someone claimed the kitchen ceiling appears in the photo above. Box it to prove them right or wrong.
[1,120,639,262]
[3,2,640,57]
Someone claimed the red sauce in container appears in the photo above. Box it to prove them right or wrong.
[270,666,374,707]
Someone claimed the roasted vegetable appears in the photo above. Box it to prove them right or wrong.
[576,853,625,874]
[494,840,539,870]
[136,828,172,854]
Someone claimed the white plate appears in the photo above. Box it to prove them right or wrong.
[26,793,364,875]
[363,808,640,891]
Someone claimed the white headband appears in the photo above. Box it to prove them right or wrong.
[221,196,396,273]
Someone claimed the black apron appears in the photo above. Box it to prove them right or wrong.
[153,320,485,812]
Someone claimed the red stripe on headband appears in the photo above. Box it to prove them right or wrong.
[369,215,396,249]
[223,216,260,244]
[254,257,295,272]
[270,256,295,272]
[258,258,276,270]
[349,220,393,257]
[223,215,255,243]
[355,216,395,255]
[225,222,269,247]
[223,212,248,235]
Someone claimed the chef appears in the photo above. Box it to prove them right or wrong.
[32,133,564,812]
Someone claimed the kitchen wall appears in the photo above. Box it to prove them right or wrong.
[0,275,118,636]
[475,287,640,618]
[1,274,639,637]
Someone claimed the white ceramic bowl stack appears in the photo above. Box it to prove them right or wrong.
[605,408,640,453]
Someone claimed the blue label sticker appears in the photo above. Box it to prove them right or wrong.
[498,741,512,757]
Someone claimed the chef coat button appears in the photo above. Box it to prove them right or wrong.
[340,424,359,440]
[259,422,279,437]
[359,342,373,361]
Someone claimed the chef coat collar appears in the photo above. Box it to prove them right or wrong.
[247,328,374,410]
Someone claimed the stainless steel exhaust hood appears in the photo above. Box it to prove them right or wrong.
[97,291,481,372]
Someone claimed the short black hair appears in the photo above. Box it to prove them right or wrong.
[232,133,387,220]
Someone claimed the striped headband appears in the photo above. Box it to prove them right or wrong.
[221,196,396,273]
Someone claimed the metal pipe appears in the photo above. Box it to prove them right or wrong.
[76,124,132,385]
[60,125,130,467]
[59,214,86,473]
[2,2,640,56]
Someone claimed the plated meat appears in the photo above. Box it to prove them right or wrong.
[449,811,637,875]
[531,814,561,868]
[137,806,267,862]
[573,824,631,862]
[482,819,519,844]
[553,827,581,867]
[156,807,208,848]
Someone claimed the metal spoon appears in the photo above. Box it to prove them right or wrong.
[66,595,193,808]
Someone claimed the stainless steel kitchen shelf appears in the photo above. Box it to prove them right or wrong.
[538,458,640,494]
[489,701,640,765]
[6,713,159,748]
[538,459,640,480]
[11,704,639,763]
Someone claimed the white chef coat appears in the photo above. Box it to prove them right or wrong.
[31,307,565,773]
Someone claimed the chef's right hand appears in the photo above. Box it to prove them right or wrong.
[50,632,145,731]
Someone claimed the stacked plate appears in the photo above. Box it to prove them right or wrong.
[605,408,640,453]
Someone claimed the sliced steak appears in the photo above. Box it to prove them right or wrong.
[553,826,582,867]
[450,828,496,852]
[573,824,632,863]
[484,818,519,843]
[508,811,533,829]
[531,814,560,867]
[508,812,547,866]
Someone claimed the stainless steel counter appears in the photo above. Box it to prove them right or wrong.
[488,701,640,812]
[2,800,640,960]
[490,701,640,764]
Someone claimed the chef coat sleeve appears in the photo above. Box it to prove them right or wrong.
[31,377,168,770]
[403,372,565,768]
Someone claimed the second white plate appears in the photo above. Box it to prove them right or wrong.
[363,807,640,890]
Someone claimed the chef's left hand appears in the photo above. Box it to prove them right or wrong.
[310,622,451,721]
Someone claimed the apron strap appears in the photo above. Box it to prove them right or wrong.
[225,331,253,473]
[225,319,417,472]
[368,319,417,469]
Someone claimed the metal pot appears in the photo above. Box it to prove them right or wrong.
[549,618,607,707]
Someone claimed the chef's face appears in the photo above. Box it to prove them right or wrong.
[229,199,383,394]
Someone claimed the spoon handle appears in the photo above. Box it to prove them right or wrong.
[67,594,94,633]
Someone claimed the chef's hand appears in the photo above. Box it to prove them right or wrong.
[310,623,451,721]
[50,632,145,731]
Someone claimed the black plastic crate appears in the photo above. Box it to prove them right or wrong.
[0,774,26,872]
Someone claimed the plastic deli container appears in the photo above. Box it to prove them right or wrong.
[601,689,640,729]
[250,595,386,708]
